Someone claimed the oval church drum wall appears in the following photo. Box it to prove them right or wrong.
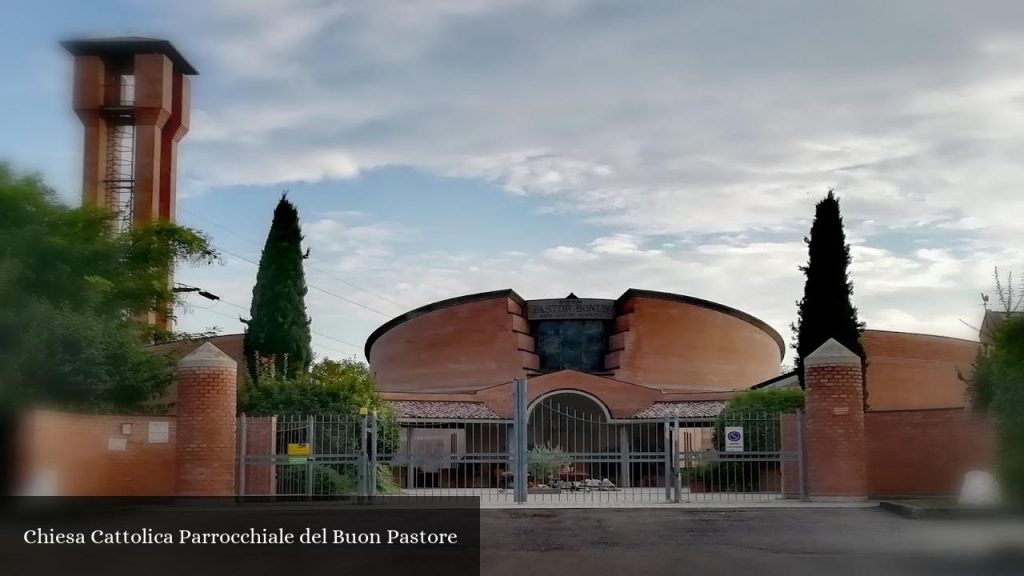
[607,291,784,392]
[367,288,784,394]
[366,290,533,393]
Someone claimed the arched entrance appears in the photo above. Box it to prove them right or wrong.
[526,390,624,487]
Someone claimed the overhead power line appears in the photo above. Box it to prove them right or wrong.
[212,296,364,351]
[178,293,363,354]
[213,245,391,318]
[177,206,410,311]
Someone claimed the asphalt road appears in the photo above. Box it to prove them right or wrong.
[3,501,1022,575]
[479,507,1024,576]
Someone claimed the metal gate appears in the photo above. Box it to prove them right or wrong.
[517,381,804,505]
[674,411,805,503]
[237,378,804,505]
[237,412,518,504]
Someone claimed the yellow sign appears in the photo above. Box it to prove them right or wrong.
[287,443,310,456]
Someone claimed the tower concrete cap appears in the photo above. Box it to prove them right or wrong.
[178,342,237,369]
[61,37,199,75]
[804,338,861,367]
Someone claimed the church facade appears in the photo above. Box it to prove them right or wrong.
[368,289,784,420]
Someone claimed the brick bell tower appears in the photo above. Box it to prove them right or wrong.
[62,37,198,332]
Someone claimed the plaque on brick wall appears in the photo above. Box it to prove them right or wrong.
[526,298,616,320]
[148,421,170,443]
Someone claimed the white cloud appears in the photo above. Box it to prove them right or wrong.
[589,234,659,256]
[306,218,397,248]
[541,246,599,263]
[181,147,360,194]
[157,0,1024,360]
[161,1,1024,243]
[302,213,403,275]
[187,2,1024,238]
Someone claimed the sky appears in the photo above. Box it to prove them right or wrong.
[3,0,1024,367]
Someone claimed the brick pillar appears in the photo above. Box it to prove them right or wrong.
[175,343,237,496]
[803,338,868,501]
[240,416,277,496]
[779,413,801,498]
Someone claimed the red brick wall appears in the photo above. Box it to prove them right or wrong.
[865,409,994,497]
[17,346,241,497]
[17,411,177,496]
[175,364,237,496]
[861,330,978,411]
[804,363,868,499]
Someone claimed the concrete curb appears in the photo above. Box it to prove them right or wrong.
[879,500,1011,520]
[479,501,877,510]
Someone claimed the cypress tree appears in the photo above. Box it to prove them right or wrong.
[792,190,864,386]
[244,194,312,380]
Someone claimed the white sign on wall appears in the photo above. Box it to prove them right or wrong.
[148,421,170,444]
[724,426,744,453]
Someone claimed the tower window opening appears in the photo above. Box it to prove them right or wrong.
[118,74,135,106]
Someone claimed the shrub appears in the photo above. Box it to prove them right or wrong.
[528,443,573,483]
[240,358,399,454]
[277,462,400,496]
[714,389,804,452]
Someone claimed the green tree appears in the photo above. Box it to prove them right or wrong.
[962,267,1024,411]
[792,190,864,386]
[240,358,387,417]
[962,347,998,411]
[243,194,312,380]
[0,162,217,411]
[988,315,1024,504]
[714,389,805,452]
[704,389,805,492]
[240,358,399,495]
[723,388,805,415]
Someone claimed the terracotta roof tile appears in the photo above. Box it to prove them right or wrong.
[632,400,728,419]
[388,400,502,419]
